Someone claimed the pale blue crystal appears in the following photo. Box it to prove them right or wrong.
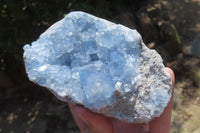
[23,11,172,123]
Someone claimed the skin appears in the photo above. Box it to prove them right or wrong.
[69,67,175,133]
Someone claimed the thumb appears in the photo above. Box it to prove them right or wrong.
[69,103,113,133]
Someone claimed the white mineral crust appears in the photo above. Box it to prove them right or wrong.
[23,11,172,123]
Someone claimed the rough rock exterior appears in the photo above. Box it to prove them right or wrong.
[23,11,172,123]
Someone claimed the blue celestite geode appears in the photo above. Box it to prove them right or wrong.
[23,11,172,123]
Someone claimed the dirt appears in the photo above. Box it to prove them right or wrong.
[164,0,200,132]
[0,84,79,133]
[171,80,200,133]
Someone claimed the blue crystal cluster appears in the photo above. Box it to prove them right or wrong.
[23,11,172,123]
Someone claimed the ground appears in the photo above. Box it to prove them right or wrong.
[166,0,200,132]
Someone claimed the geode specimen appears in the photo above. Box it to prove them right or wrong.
[23,11,172,123]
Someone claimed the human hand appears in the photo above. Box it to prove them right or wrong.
[69,67,175,133]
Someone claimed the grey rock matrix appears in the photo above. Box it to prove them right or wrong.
[23,11,172,123]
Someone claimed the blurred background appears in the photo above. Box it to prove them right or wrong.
[0,0,200,132]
